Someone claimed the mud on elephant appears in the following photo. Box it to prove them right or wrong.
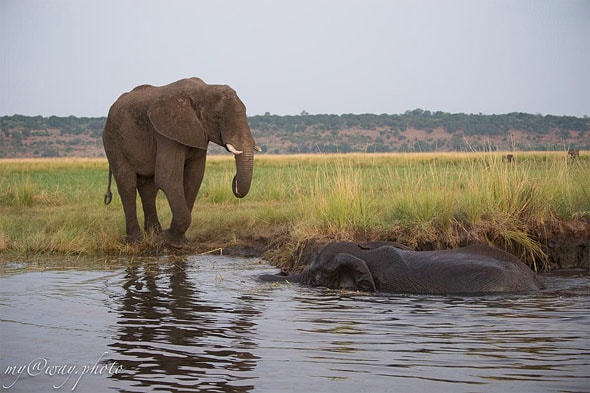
[261,241,543,294]
[103,77,260,247]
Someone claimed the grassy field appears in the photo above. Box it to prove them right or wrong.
[1,152,588,271]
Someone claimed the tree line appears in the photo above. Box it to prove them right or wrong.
[2,110,588,135]
[1,111,588,157]
[0,115,105,138]
[249,109,589,136]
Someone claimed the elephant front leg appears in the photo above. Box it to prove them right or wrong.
[162,197,191,248]
[158,182,192,248]
[154,140,194,248]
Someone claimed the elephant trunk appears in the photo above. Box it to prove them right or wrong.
[232,150,254,198]
[259,270,311,285]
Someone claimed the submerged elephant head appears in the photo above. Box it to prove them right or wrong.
[260,242,401,292]
[260,250,377,291]
[306,252,378,291]
[147,77,260,198]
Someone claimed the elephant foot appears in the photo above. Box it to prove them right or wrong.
[163,230,189,249]
[125,233,143,244]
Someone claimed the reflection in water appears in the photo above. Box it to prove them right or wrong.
[109,258,264,392]
[0,259,588,393]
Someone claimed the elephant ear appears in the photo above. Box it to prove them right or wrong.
[323,253,377,292]
[147,94,208,149]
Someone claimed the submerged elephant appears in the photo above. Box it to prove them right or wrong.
[103,77,260,247]
[261,242,543,294]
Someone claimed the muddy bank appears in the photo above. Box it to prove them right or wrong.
[200,216,590,274]
[541,216,590,270]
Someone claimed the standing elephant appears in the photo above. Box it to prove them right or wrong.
[261,242,543,294]
[103,77,260,247]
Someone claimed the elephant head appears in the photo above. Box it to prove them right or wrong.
[307,253,377,291]
[259,253,376,292]
[147,78,260,198]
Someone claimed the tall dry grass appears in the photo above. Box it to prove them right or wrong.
[273,152,588,270]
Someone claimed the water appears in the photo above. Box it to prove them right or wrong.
[0,256,588,393]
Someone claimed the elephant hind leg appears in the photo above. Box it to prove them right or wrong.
[137,175,162,235]
[112,168,141,243]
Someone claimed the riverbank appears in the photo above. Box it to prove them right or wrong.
[174,214,590,273]
[1,153,588,271]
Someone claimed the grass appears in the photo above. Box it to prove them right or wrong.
[0,152,588,271]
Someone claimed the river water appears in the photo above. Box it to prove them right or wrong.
[0,255,588,393]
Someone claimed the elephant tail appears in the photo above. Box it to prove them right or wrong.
[104,167,113,205]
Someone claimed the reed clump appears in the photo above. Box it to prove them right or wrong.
[1,153,588,271]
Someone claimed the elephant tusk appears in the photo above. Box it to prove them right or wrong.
[226,143,243,155]
[254,145,262,152]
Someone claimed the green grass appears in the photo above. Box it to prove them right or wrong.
[1,153,588,271]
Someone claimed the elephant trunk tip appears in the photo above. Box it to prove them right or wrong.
[259,273,299,283]
[232,175,249,198]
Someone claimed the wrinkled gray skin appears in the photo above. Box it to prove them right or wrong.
[261,241,543,294]
[103,78,258,248]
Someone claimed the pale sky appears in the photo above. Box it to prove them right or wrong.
[1,0,589,117]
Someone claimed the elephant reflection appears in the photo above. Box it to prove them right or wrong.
[108,259,261,391]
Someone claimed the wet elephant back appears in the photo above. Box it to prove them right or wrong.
[398,247,542,293]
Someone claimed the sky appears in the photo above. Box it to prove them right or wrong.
[1,0,589,118]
